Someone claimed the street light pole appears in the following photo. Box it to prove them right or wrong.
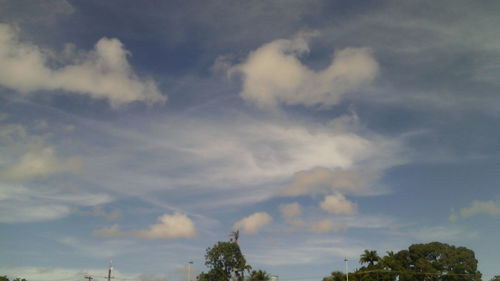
[344,257,349,281]
[188,260,193,281]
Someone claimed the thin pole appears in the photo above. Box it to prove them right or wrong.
[108,261,113,281]
[344,258,349,281]
[188,260,193,281]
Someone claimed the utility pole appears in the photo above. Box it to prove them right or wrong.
[187,260,193,281]
[344,257,349,281]
[107,261,113,281]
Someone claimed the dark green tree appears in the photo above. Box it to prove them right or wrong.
[249,270,270,281]
[0,277,26,281]
[323,271,346,281]
[359,250,380,267]
[197,241,249,281]
[324,242,482,281]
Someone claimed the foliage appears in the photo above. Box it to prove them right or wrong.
[0,277,26,281]
[359,250,380,267]
[323,242,482,281]
[197,241,249,281]
[323,271,346,281]
[489,276,500,281]
[249,270,270,281]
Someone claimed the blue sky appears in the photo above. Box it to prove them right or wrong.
[1,1,500,281]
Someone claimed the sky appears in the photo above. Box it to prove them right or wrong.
[1,1,500,281]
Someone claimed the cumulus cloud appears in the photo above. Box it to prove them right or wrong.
[231,34,378,109]
[0,146,82,181]
[94,212,197,239]
[0,24,165,108]
[450,200,500,221]
[280,167,366,197]
[233,212,273,234]
[319,193,357,215]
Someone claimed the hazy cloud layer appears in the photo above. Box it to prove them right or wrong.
[0,24,165,107]
[94,212,197,239]
[308,219,345,233]
[232,35,378,109]
[0,146,82,181]
[233,212,272,234]
[279,202,302,218]
[0,183,113,223]
[281,167,366,197]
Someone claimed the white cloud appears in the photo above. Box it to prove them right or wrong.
[231,34,378,109]
[280,167,366,197]
[460,200,500,218]
[0,146,82,181]
[0,24,165,108]
[233,212,273,234]
[449,201,500,222]
[76,112,404,214]
[94,212,197,239]
[319,193,357,215]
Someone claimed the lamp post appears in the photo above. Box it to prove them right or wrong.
[188,260,193,281]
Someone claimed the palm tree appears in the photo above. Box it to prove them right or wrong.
[359,250,380,266]
[249,270,270,281]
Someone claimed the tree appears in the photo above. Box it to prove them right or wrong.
[359,250,380,267]
[197,241,249,281]
[249,270,270,281]
[324,242,482,281]
[323,271,346,281]
[489,276,500,281]
[0,277,26,281]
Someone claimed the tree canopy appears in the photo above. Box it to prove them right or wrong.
[0,277,27,281]
[324,242,482,281]
[249,270,271,281]
[197,241,250,281]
